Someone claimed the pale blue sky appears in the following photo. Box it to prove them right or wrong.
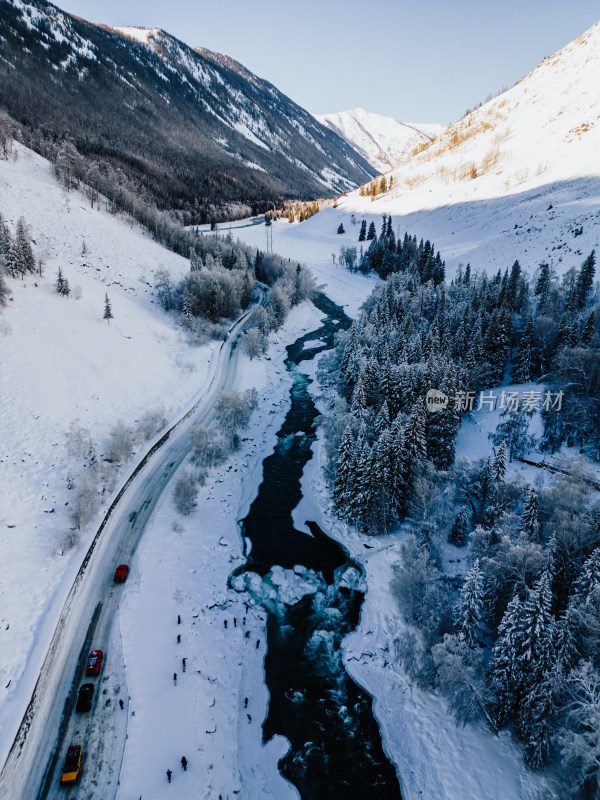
[56,0,599,125]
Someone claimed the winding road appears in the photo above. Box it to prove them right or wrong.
[0,287,267,800]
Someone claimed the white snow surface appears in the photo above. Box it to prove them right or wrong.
[0,143,215,764]
[315,107,444,173]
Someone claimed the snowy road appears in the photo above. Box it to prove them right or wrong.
[0,289,267,800]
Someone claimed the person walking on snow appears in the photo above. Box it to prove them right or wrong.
[181,756,188,771]
[167,769,172,783]
[173,672,177,685]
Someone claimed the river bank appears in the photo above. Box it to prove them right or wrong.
[291,353,558,800]
[115,302,325,800]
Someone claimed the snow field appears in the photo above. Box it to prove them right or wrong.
[0,143,216,764]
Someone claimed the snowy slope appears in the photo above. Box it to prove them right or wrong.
[315,108,444,173]
[0,143,220,765]
[324,22,600,280]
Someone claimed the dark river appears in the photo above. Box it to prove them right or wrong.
[235,293,402,799]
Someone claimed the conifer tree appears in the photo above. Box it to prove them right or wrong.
[575,250,595,308]
[367,221,376,240]
[449,506,469,546]
[492,440,508,485]
[358,220,366,242]
[103,293,113,322]
[56,267,70,297]
[581,311,596,345]
[334,425,355,509]
[337,223,345,234]
[489,594,523,726]
[521,486,539,540]
[512,317,534,383]
[15,218,35,277]
[535,262,552,315]
[0,267,9,307]
[455,558,484,647]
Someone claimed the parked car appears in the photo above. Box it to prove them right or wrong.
[60,745,82,785]
[113,564,129,583]
[75,683,94,712]
[85,649,103,677]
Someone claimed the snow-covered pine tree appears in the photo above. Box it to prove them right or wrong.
[492,440,508,485]
[575,250,595,309]
[455,558,484,647]
[559,660,600,797]
[367,221,376,240]
[488,593,523,726]
[449,506,469,546]
[512,317,534,383]
[337,223,345,234]
[333,424,355,510]
[5,238,21,279]
[15,219,35,277]
[56,267,67,296]
[580,311,596,346]
[521,486,540,540]
[514,572,557,764]
[181,286,192,328]
[0,267,9,306]
[534,262,552,315]
[358,220,366,242]
[103,293,113,322]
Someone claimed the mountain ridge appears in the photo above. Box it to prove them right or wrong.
[0,1,376,223]
[315,108,444,173]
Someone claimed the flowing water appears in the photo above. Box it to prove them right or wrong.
[236,293,401,799]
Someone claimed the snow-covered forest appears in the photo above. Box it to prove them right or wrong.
[320,218,600,796]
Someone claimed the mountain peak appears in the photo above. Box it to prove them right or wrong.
[315,108,444,173]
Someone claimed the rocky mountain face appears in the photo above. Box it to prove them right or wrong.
[0,1,376,222]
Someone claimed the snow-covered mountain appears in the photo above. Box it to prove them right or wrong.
[315,108,444,173]
[0,1,376,220]
[333,22,600,280]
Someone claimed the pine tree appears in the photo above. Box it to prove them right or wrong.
[5,238,21,279]
[521,486,539,540]
[515,572,557,767]
[575,250,595,308]
[455,558,484,647]
[334,425,355,509]
[534,262,552,315]
[492,440,508,485]
[56,267,70,297]
[367,221,376,240]
[512,317,534,383]
[449,506,469,546]
[0,268,9,306]
[103,293,113,322]
[15,218,35,277]
[337,223,345,234]
[581,311,596,345]
[489,594,523,726]
[181,287,193,328]
[358,220,366,242]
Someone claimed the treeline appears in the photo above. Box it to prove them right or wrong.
[154,238,314,340]
[321,243,599,791]
[0,210,39,306]
[326,250,598,534]
[393,454,600,796]
[343,215,445,283]
[358,174,394,199]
